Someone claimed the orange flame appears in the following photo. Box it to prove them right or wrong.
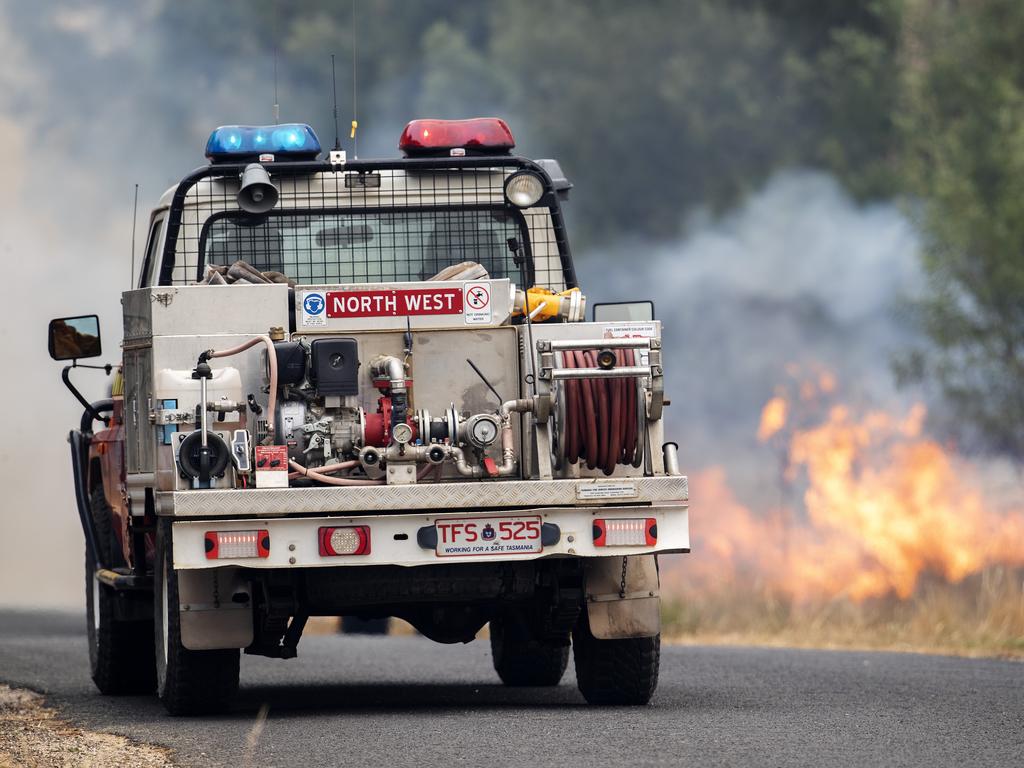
[757,395,788,441]
[674,369,1024,602]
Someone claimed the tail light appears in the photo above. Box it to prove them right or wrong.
[319,526,371,556]
[205,530,270,559]
[592,518,657,547]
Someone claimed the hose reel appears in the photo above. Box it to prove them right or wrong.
[550,348,646,475]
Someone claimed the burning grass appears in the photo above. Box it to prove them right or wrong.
[660,566,1024,657]
[661,367,1024,657]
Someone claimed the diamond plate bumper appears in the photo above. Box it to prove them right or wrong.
[156,476,688,518]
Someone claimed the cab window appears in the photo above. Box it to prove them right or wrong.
[140,216,165,288]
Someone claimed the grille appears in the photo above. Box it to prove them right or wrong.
[158,158,575,291]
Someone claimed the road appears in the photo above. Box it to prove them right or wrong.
[0,610,1020,767]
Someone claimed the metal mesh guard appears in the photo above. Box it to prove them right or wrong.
[162,161,572,291]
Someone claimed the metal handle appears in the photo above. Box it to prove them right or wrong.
[540,338,652,351]
[548,366,651,380]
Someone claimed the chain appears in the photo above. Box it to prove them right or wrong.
[619,556,628,598]
[212,570,220,609]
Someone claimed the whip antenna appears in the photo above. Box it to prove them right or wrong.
[129,183,139,288]
[331,54,341,150]
[273,47,280,123]
[350,0,358,157]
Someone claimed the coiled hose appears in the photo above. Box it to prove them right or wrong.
[561,349,641,475]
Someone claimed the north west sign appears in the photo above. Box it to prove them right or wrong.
[326,288,463,318]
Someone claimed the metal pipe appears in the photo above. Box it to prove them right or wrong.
[79,399,114,435]
[499,398,534,418]
[205,400,243,413]
[369,355,406,392]
[549,366,649,380]
[418,400,536,478]
[662,442,681,476]
[448,446,484,478]
[545,338,651,351]
[382,444,448,466]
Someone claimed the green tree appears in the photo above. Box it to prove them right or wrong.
[898,0,1024,458]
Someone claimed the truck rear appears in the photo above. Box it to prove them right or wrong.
[50,118,689,714]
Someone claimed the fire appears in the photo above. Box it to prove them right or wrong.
[757,395,788,442]
[675,369,1024,602]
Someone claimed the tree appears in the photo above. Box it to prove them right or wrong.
[898,0,1024,458]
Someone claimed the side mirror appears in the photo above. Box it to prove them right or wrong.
[48,315,102,361]
[592,300,655,322]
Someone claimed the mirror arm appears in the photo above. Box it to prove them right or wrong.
[74,362,113,373]
[62,363,111,427]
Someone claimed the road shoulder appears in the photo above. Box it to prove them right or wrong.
[0,684,174,768]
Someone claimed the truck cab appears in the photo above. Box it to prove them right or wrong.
[50,118,689,715]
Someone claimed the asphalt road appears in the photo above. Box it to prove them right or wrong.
[0,610,1020,768]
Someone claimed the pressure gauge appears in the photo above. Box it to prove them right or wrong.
[392,422,414,445]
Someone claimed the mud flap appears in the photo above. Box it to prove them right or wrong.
[583,554,660,639]
[178,568,253,650]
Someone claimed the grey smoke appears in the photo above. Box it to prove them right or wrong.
[579,170,924,502]
[0,2,925,607]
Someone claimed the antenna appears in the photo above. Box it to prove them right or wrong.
[467,358,503,406]
[271,0,281,124]
[129,183,139,288]
[273,47,280,123]
[351,0,358,158]
[331,54,341,151]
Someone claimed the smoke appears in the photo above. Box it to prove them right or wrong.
[0,2,931,608]
[0,0,278,608]
[579,170,925,503]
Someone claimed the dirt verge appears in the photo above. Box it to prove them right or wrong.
[0,684,174,768]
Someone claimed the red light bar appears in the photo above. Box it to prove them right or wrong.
[319,526,372,556]
[592,518,657,547]
[399,118,515,156]
[205,530,270,560]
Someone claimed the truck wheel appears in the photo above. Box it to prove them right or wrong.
[572,612,660,705]
[85,485,155,695]
[154,521,239,715]
[490,616,569,687]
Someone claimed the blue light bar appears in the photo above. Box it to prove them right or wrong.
[205,124,321,160]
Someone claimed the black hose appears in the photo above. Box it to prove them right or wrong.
[80,399,114,435]
[70,430,105,571]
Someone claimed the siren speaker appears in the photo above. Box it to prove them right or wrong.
[237,163,279,214]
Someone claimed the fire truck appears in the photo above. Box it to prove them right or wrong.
[49,118,689,715]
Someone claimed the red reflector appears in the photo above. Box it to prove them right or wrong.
[399,118,515,155]
[318,526,371,556]
[592,518,657,547]
[205,530,270,559]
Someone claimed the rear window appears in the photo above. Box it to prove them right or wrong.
[201,208,528,285]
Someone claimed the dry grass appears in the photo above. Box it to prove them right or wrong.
[0,685,174,768]
[661,566,1024,658]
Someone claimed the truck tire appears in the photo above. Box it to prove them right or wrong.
[490,616,569,687]
[85,485,156,695]
[154,521,239,715]
[572,612,660,705]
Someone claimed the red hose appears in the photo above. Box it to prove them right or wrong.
[560,349,640,475]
